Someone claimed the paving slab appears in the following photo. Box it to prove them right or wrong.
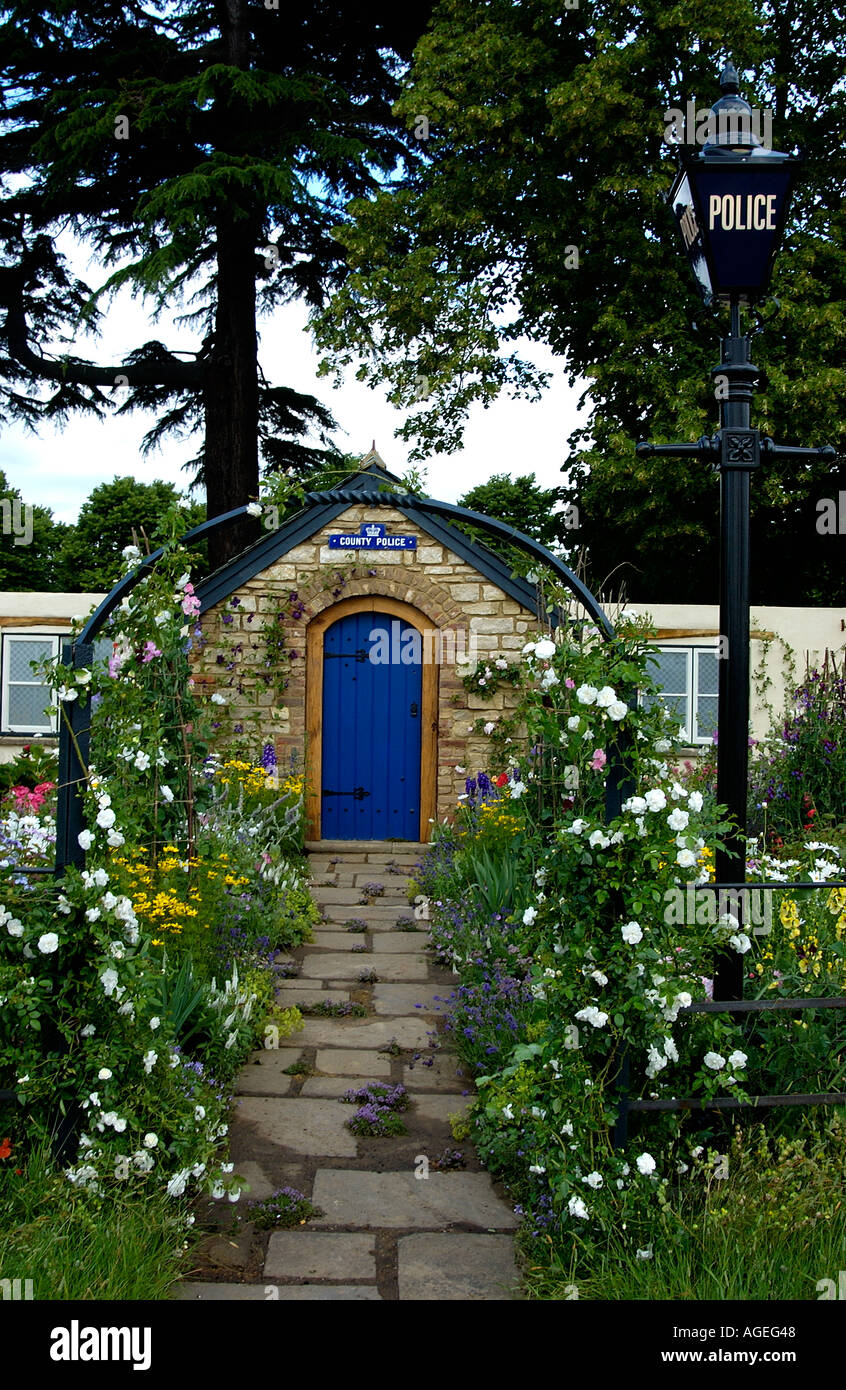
[231,1160,276,1201]
[397,1234,520,1300]
[311,1170,519,1230]
[365,932,433,954]
[280,1017,433,1049]
[313,1049,395,1077]
[311,887,368,905]
[402,1054,470,1092]
[308,931,372,950]
[411,1095,473,1125]
[372,984,449,1015]
[234,1053,295,1096]
[235,1097,358,1157]
[264,1232,377,1282]
[366,921,425,934]
[300,952,428,981]
[301,1073,391,1096]
[175,1282,381,1301]
[319,903,413,922]
[274,984,351,1005]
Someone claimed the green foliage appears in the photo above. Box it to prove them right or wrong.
[0,1132,200,1300]
[528,1119,846,1301]
[0,741,59,795]
[0,471,67,591]
[53,478,205,592]
[749,651,846,837]
[314,0,846,604]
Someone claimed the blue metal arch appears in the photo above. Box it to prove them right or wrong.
[57,491,624,869]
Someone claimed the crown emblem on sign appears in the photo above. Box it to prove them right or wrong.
[364,524,381,537]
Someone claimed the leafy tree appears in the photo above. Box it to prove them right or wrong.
[0,1,430,569]
[53,477,204,592]
[314,0,846,604]
[456,472,572,569]
[0,469,65,590]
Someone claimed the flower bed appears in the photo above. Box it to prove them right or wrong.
[415,606,846,1297]
[0,518,314,1295]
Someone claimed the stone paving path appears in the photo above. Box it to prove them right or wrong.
[175,842,521,1301]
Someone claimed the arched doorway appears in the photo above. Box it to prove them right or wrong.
[305,596,438,841]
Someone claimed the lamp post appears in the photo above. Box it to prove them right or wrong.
[637,61,836,1000]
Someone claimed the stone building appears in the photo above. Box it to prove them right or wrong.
[191,453,542,843]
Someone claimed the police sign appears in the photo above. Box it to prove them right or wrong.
[328,522,417,550]
[670,157,798,305]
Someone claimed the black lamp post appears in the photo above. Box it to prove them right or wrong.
[637,61,836,1000]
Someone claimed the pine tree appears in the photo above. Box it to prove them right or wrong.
[0,1,429,568]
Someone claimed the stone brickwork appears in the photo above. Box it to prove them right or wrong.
[191,503,539,830]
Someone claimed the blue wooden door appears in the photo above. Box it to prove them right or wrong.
[321,611,422,840]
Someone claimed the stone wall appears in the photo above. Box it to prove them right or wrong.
[191,504,541,829]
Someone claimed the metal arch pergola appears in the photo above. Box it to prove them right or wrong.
[53,490,629,874]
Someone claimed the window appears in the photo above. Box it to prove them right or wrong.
[1,633,61,734]
[643,646,719,746]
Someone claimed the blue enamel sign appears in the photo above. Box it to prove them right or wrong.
[328,522,417,551]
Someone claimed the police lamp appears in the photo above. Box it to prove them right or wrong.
[668,62,799,305]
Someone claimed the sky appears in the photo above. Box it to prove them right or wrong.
[0,239,591,525]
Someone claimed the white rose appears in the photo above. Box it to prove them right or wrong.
[607,701,628,721]
[636,1152,656,1176]
[621,922,643,945]
[644,789,667,812]
[728,1050,748,1070]
[78,830,94,850]
[704,1052,725,1071]
[96,807,116,829]
[576,683,598,705]
[37,932,59,954]
[595,686,616,708]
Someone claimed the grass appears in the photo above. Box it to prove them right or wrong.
[521,1119,846,1301]
[0,1137,198,1300]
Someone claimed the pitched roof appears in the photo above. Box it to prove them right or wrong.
[195,461,540,616]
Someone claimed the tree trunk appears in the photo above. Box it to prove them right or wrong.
[204,0,261,571]
[204,208,261,569]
